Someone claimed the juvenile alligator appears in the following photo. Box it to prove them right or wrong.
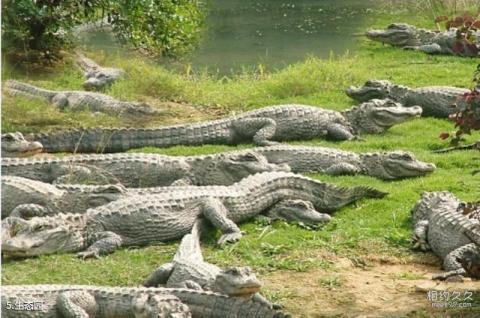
[346,79,469,118]
[1,132,43,157]
[2,151,288,187]
[144,218,278,308]
[366,23,480,56]
[411,191,480,281]
[76,52,125,90]
[1,176,129,219]
[2,171,386,258]
[5,80,158,116]
[14,100,421,153]
[2,285,290,318]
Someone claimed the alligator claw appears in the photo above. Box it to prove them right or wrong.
[217,232,243,245]
[76,250,100,260]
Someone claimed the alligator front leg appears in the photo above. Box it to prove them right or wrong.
[201,198,243,245]
[252,293,283,310]
[404,43,443,54]
[77,231,123,259]
[232,118,278,146]
[412,220,430,251]
[326,124,356,141]
[325,163,361,176]
[143,262,175,287]
[433,243,480,281]
[57,290,97,317]
[9,204,51,219]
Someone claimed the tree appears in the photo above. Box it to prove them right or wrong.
[1,0,204,61]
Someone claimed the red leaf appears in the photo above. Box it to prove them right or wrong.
[439,132,450,140]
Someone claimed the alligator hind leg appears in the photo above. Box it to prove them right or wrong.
[201,198,243,245]
[412,220,430,251]
[231,118,278,146]
[433,243,480,281]
[143,262,175,287]
[57,290,97,317]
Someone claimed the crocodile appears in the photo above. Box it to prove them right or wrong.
[1,171,386,258]
[1,176,130,219]
[144,218,278,308]
[4,80,158,116]
[76,52,125,90]
[365,23,480,57]
[346,79,469,118]
[2,150,289,187]
[1,285,290,318]
[411,191,480,281]
[12,100,421,154]
[1,132,43,157]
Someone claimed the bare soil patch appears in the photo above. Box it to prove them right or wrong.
[263,254,480,318]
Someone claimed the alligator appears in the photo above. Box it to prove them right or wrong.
[1,285,290,318]
[1,176,130,219]
[1,171,386,258]
[365,23,480,57]
[411,191,480,281]
[144,218,278,308]
[76,52,125,90]
[4,80,158,116]
[346,79,469,118]
[2,150,289,187]
[9,100,421,154]
[1,132,43,158]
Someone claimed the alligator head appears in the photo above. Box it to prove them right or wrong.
[213,266,262,297]
[361,151,436,180]
[366,23,422,47]
[2,215,84,257]
[61,184,127,210]
[205,151,291,185]
[346,80,393,102]
[1,132,43,157]
[344,99,422,134]
[266,199,331,224]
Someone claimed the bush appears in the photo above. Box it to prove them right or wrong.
[1,0,204,61]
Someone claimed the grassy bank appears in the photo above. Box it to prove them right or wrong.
[2,7,480,317]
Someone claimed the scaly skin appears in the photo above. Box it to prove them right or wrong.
[5,80,157,116]
[76,52,125,90]
[1,133,43,158]
[1,171,386,258]
[366,23,480,57]
[2,151,289,187]
[346,79,469,118]
[1,285,290,318]
[10,100,421,154]
[411,191,480,281]
[1,176,130,219]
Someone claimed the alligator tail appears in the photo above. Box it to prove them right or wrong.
[173,218,207,262]
[5,80,55,100]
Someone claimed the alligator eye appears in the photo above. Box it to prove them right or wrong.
[2,134,14,141]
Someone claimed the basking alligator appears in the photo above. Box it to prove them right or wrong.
[2,285,290,318]
[1,132,43,157]
[76,52,125,90]
[346,79,468,118]
[1,176,130,219]
[2,171,386,258]
[144,218,278,308]
[412,191,480,281]
[11,100,421,153]
[5,80,158,116]
[2,151,288,187]
[366,23,480,56]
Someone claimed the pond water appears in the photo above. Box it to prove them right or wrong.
[80,0,384,75]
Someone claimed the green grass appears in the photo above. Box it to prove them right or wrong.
[2,7,480,317]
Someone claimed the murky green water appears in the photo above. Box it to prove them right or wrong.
[80,0,382,74]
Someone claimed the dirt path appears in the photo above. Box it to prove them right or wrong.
[263,254,480,317]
